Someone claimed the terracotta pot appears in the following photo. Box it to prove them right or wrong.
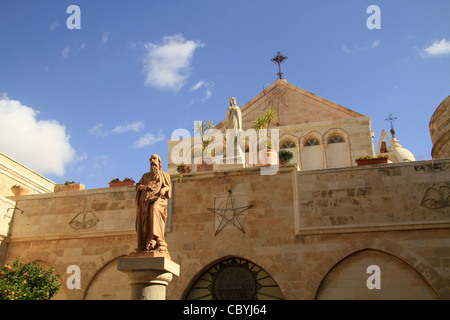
[356,158,388,166]
[109,180,135,187]
[196,162,214,172]
[11,186,29,196]
[259,150,278,166]
[178,166,192,174]
[196,157,214,172]
[54,183,85,192]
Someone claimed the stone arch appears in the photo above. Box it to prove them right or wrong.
[300,132,324,170]
[279,133,300,165]
[19,249,61,270]
[315,249,439,299]
[280,133,299,149]
[323,128,351,168]
[182,255,285,300]
[14,250,67,300]
[324,129,348,146]
[303,135,321,147]
[83,254,130,300]
[81,244,134,300]
[304,238,445,300]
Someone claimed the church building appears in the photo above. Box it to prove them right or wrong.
[0,76,449,300]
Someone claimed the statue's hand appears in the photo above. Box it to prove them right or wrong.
[160,186,169,197]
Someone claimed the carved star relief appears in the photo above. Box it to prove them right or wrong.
[207,190,253,236]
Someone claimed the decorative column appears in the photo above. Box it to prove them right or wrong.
[118,253,180,300]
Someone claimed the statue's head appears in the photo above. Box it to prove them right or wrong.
[229,97,236,107]
[149,154,162,171]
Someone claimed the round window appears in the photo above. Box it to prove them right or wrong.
[184,257,285,300]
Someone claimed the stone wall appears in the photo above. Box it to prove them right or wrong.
[0,152,56,260]
[0,195,16,261]
[5,186,137,299]
[165,160,449,299]
[296,159,450,234]
[3,160,449,300]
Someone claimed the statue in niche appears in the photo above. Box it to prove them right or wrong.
[135,154,172,254]
[226,97,243,132]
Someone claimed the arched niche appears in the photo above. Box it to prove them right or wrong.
[324,129,351,168]
[301,133,324,170]
[84,257,131,300]
[315,249,439,300]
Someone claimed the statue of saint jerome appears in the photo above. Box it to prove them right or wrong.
[135,154,172,254]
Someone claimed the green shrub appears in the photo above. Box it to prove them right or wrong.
[0,258,61,300]
[279,150,294,163]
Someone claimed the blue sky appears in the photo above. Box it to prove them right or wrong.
[0,0,449,189]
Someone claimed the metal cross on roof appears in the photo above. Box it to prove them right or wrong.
[271,51,288,79]
[385,113,397,138]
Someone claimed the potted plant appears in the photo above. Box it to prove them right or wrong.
[11,184,29,196]
[176,163,192,183]
[279,150,294,164]
[109,177,135,187]
[54,181,85,192]
[356,154,389,166]
[194,120,216,172]
[253,108,279,166]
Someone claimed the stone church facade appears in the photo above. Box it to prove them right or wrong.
[1,80,449,300]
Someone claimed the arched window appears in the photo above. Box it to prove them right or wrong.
[281,140,296,149]
[184,257,285,300]
[304,138,320,147]
[328,135,345,144]
[325,132,349,168]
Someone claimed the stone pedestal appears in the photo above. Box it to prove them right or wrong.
[217,145,246,171]
[117,254,180,300]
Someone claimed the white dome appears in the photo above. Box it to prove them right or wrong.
[390,138,415,162]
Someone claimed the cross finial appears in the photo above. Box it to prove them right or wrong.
[271,51,288,79]
[385,113,397,138]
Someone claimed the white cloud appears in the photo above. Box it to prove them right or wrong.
[189,80,214,103]
[186,99,195,107]
[62,41,87,58]
[89,121,144,137]
[88,123,109,137]
[342,46,351,54]
[202,88,212,102]
[62,46,70,58]
[71,152,88,172]
[91,154,112,170]
[189,80,205,92]
[342,40,380,54]
[133,130,165,149]
[142,34,205,92]
[112,121,144,133]
[422,38,450,57]
[50,21,59,31]
[128,42,137,50]
[102,31,109,45]
[0,94,76,176]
